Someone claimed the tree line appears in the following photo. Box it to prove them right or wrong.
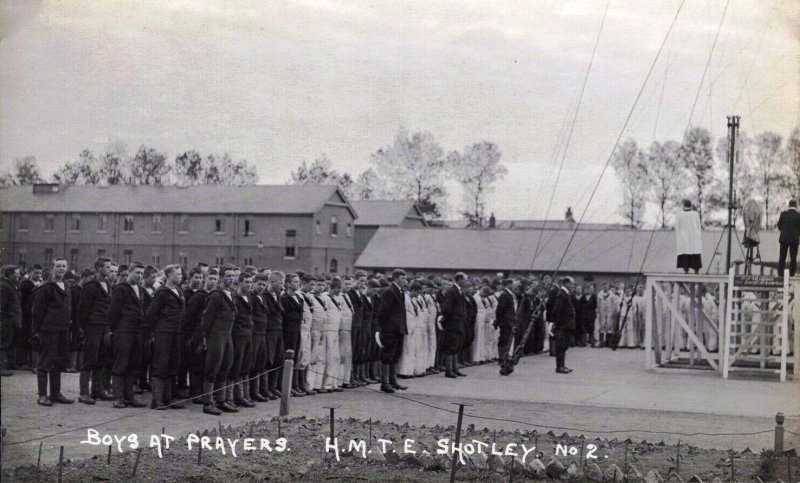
[0,141,258,188]
[611,125,800,229]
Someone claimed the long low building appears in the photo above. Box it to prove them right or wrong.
[1,184,358,275]
[355,226,780,282]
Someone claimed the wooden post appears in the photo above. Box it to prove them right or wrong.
[449,403,471,483]
[723,268,735,379]
[131,447,142,477]
[37,441,43,470]
[774,413,785,454]
[106,444,111,465]
[57,446,64,483]
[717,280,725,373]
[688,283,698,367]
[280,349,295,416]
[793,280,800,379]
[780,272,789,382]
[645,278,654,369]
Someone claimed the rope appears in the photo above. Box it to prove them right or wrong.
[3,365,285,447]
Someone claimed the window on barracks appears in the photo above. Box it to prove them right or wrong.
[97,214,107,232]
[329,258,338,274]
[0,215,4,230]
[330,216,338,237]
[152,251,161,267]
[70,214,81,231]
[178,215,189,233]
[18,214,28,231]
[179,252,188,267]
[45,214,55,232]
[243,257,253,266]
[44,248,54,263]
[123,250,133,265]
[123,215,134,232]
[215,218,225,233]
[152,214,162,232]
[346,222,352,237]
[70,249,79,267]
[97,248,106,258]
[18,250,27,268]
[215,255,225,266]
[244,219,253,237]
[285,229,297,258]
[315,220,321,235]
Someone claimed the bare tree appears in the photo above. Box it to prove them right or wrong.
[371,127,447,219]
[289,154,350,194]
[53,149,102,185]
[128,145,170,185]
[645,140,684,228]
[611,138,648,228]
[446,141,507,227]
[98,140,129,185]
[203,153,258,185]
[752,131,790,226]
[679,127,715,225]
[352,167,388,200]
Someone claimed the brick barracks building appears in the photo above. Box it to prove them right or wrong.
[0,184,359,275]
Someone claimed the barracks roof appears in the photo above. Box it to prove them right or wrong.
[0,184,358,217]
[350,200,425,226]
[355,227,780,274]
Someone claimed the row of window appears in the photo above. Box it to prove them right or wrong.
[17,248,340,272]
[9,214,352,237]
[17,231,299,268]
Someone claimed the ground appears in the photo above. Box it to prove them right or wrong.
[1,348,798,481]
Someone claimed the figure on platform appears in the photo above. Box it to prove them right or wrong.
[675,199,703,274]
[777,199,800,277]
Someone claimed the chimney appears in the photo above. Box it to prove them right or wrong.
[489,213,496,228]
[565,207,575,223]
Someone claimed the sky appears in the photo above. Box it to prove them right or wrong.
[1,0,798,223]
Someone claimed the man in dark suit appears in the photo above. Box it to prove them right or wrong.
[549,276,577,374]
[494,278,518,365]
[376,268,408,393]
[31,259,75,406]
[144,264,186,410]
[0,265,21,376]
[438,272,467,378]
[78,257,113,404]
[107,262,147,409]
[201,265,238,415]
[777,200,800,277]
[281,273,305,397]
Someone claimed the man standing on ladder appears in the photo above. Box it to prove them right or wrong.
[777,199,800,277]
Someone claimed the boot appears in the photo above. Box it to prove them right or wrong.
[37,371,52,406]
[48,369,74,404]
[250,375,268,402]
[241,378,256,406]
[270,371,282,398]
[124,376,146,407]
[150,377,166,410]
[164,379,185,409]
[297,369,311,395]
[234,378,254,408]
[92,369,113,401]
[202,381,221,415]
[380,363,395,393]
[225,380,239,409]
[266,372,279,400]
[0,351,14,376]
[354,364,365,386]
[112,375,127,408]
[258,372,273,400]
[190,372,204,404]
[78,371,95,405]
[445,355,457,378]
[216,380,238,413]
[292,369,305,396]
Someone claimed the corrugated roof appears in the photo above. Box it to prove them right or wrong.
[350,200,423,226]
[355,227,780,274]
[443,219,631,230]
[0,184,358,217]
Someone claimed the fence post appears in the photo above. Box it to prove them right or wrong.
[450,402,472,483]
[774,412,784,454]
[280,349,295,416]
